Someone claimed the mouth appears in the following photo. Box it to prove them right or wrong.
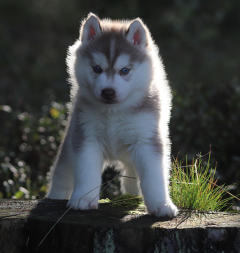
[102,99,118,104]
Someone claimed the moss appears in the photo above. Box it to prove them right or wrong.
[93,229,115,253]
[99,194,144,208]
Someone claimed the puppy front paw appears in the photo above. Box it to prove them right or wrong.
[147,200,179,218]
[67,191,99,210]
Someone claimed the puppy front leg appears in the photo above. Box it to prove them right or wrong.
[132,144,178,217]
[67,141,103,210]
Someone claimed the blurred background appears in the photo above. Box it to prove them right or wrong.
[0,0,239,200]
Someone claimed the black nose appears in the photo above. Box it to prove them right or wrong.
[101,88,116,101]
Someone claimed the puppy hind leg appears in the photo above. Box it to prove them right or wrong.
[46,142,74,199]
[121,164,141,196]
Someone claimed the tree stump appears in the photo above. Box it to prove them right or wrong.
[0,199,239,252]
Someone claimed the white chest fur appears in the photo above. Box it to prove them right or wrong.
[78,108,156,159]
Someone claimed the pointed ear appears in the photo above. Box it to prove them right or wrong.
[126,18,147,47]
[80,13,102,42]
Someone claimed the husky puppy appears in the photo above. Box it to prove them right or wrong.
[47,13,178,217]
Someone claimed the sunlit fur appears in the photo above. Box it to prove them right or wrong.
[47,13,178,217]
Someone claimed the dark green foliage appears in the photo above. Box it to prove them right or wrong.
[0,0,240,198]
[0,103,67,198]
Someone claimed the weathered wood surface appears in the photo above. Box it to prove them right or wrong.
[0,199,239,253]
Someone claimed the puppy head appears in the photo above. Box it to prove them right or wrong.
[67,13,153,108]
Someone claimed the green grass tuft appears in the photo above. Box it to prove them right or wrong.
[170,153,234,212]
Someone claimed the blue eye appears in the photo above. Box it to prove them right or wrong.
[119,67,130,76]
[92,65,103,74]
